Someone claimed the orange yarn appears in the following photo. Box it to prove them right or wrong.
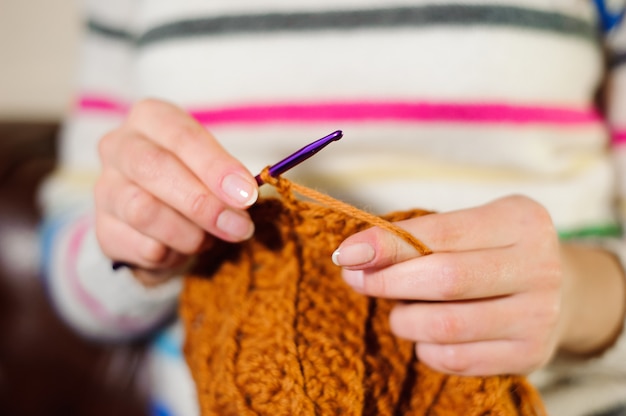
[180,170,546,416]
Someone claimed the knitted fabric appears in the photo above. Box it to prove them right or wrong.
[180,171,546,416]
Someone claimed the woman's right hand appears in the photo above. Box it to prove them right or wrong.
[94,99,259,282]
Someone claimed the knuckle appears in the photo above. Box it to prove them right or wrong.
[363,269,396,298]
[526,351,547,372]
[540,258,563,290]
[426,217,462,249]
[438,345,471,374]
[362,274,381,296]
[94,171,121,213]
[178,229,206,255]
[124,189,159,229]
[97,130,118,162]
[528,208,555,235]
[128,98,162,121]
[430,312,463,343]
[506,195,555,232]
[501,194,535,210]
[140,239,169,264]
[187,192,218,222]
[131,99,206,152]
[131,146,169,182]
[522,196,550,219]
[532,298,561,332]
[370,227,401,263]
[363,270,391,297]
[189,231,208,253]
[388,307,413,339]
[525,255,562,293]
[520,340,551,373]
[437,259,467,299]
[387,234,406,264]
[169,123,205,151]
[93,216,113,255]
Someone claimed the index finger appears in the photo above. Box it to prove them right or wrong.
[128,99,258,208]
[333,196,537,270]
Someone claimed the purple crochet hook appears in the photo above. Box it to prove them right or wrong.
[254,129,343,185]
[113,130,343,271]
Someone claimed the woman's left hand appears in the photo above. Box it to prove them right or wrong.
[333,195,566,376]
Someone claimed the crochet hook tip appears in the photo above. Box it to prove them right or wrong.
[255,130,343,185]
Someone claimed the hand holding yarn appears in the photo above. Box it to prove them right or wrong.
[333,195,566,376]
[182,179,547,415]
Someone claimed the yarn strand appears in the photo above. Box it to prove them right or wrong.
[259,167,432,256]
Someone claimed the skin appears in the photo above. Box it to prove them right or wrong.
[333,197,626,376]
[95,98,626,375]
[95,99,259,284]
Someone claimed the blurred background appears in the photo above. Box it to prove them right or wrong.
[0,1,149,414]
[0,0,79,120]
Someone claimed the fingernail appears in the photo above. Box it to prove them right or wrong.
[222,173,258,207]
[342,269,364,290]
[216,209,254,240]
[332,243,375,267]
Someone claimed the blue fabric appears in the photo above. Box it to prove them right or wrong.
[150,401,174,416]
[38,214,73,289]
[153,329,182,359]
[593,0,626,32]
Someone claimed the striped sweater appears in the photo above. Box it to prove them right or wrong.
[38,1,626,415]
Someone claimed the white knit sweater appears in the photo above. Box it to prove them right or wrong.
[38,1,626,414]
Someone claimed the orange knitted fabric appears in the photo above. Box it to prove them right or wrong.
[180,172,547,416]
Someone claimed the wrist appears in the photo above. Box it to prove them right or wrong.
[558,244,626,356]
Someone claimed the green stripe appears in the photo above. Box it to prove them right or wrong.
[87,5,599,48]
[558,223,622,240]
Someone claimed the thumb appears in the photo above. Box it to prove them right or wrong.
[332,222,424,270]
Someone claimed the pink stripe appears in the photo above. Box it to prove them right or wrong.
[77,94,602,125]
[65,217,146,332]
[612,130,626,145]
[190,102,601,125]
[79,96,129,114]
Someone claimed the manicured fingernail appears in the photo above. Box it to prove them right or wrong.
[342,269,364,290]
[216,209,254,240]
[332,243,375,267]
[222,173,258,207]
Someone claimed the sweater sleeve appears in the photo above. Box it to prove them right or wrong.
[38,0,181,341]
[600,0,626,365]
[609,9,626,207]
[530,5,626,414]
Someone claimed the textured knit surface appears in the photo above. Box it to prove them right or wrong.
[180,174,545,416]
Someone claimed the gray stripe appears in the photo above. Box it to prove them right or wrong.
[592,404,626,416]
[87,20,133,42]
[88,5,599,48]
